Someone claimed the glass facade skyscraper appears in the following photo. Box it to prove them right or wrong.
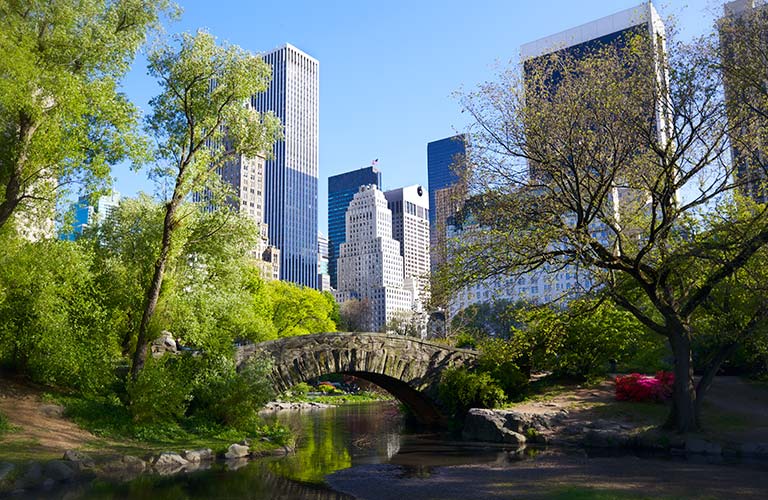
[427,134,467,269]
[720,0,768,203]
[252,44,319,288]
[327,167,382,289]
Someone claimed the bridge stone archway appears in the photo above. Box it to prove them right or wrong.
[236,332,479,427]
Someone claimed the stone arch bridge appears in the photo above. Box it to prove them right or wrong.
[235,332,479,427]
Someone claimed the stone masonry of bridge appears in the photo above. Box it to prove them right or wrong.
[236,332,479,426]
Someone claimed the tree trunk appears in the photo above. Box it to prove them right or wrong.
[0,115,37,230]
[665,331,699,433]
[130,199,178,379]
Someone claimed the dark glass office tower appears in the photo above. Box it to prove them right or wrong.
[327,167,382,289]
[521,3,668,183]
[720,0,768,203]
[252,44,319,288]
[427,134,467,268]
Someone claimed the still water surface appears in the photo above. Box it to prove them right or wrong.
[38,401,509,499]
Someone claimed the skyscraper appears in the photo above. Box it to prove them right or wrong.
[217,153,267,226]
[384,185,431,302]
[318,232,331,291]
[252,44,319,288]
[327,166,382,289]
[60,192,120,241]
[335,185,413,332]
[720,0,768,202]
[446,3,667,319]
[427,134,467,269]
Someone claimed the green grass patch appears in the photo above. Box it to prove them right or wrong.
[504,376,603,407]
[698,401,753,433]
[585,400,668,424]
[0,410,11,437]
[55,395,289,457]
[0,439,63,462]
[282,391,392,405]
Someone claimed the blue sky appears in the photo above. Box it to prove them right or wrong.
[114,0,718,234]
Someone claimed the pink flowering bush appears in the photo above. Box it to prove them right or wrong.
[615,371,674,402]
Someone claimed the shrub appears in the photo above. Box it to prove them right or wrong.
[290,382,312,397]
[191,357,275,430]
[127,357,192,424]
[615,371,674,402]
[454,332,479,349]
[438,367,506,417]
[0,240,118,394]
[477,338,530,398]
[0,410,11,436]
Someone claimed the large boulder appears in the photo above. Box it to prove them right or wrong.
[183,449,213,463]
[582,428,635,448]
[0,462,16,488]
[501,409,567,433]
[224,443,250,459]
[153,452,190,470]
[42,460,76,482]
[462,409,527,445]
[151,331,178,358]
[100,455,147,478]
[63,450,95,471]
[14,462,43,490]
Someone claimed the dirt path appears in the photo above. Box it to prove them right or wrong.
[0,378,101,460]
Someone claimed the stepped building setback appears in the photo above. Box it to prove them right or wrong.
[327,166,382,289]
[335,185,414,332]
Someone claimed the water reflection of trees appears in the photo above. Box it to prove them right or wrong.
[268,402,403,484]
[69,461,353,500]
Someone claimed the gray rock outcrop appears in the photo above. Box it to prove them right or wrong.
[63,449,95,470]
[462,408,569,444]
[153,452,190,469]
[183,448,213,463]
[151,331,178,358]
[224,443,250,459]
[14,462,43,490]
[0,462,15,486]
[462,409,527,444]
[42,460,76,482]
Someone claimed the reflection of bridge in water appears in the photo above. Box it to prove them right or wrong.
[236,332,479,426]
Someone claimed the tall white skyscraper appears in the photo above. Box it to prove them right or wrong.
[335,185,413,332]
[384,185,431,307]
[252,44,319,288]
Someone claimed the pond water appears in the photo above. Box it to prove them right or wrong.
[24,401,768,499]
[29,401,509,500]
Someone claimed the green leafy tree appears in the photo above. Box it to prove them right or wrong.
[0,237,118,393]
[267,281,337,337]
[451,299,526,339]
[86,195,277,356]
[84,194,164,355]
[0,0,173,231]
[442,22,768,432]
[132,31,281,377]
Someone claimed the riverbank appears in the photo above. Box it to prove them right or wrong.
[0,376,292,495]
[462,376,768,458]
